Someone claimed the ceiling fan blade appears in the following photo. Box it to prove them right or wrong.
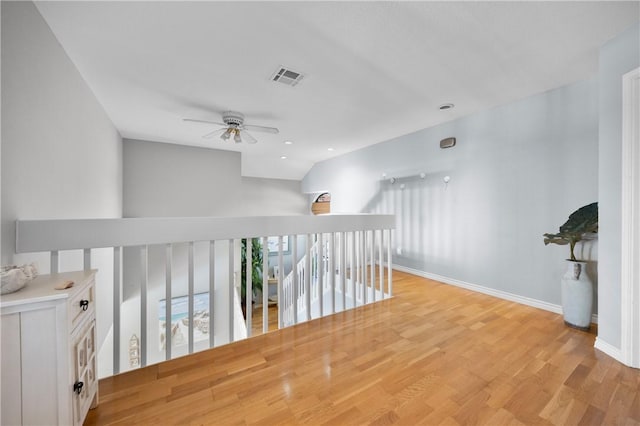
[203,128,227,139]
[242,124,279,134]
[241,130,258,144]
[183,118,226,126]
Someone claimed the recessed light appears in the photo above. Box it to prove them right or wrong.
[327,147,334,152]
[280,156,287,160]
[439,103,454,111]
[284,141,293,145]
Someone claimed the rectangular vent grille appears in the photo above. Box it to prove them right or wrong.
[271,66,305,87]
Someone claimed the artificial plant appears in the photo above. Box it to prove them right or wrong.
[543,202,598,261]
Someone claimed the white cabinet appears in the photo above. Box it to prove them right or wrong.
[1,270,98,426]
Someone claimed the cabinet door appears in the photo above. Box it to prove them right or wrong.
[1,314,22,425]
[21,307,61,425]
[72,319,96,425]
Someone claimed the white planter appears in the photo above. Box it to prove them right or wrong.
[560,260,593,330]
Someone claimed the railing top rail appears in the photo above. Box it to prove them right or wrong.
[16,214,395,253]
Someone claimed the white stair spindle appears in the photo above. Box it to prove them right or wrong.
[83,248,91,271]
[246,238,252,337]
[262,237,268,334]
[140,245,148,367]
[363,231,368,305]
[330,232,335,314]
[305,234,311,321]
[370,230,376,302]
[387,229,393,297]
[292,235,298,324]
[356,231,361,304]
[278,236,284,329]
[340,232,346,311]
[113,246,121,374]
[50,250,59,274]
[188,242,194,354]
[228,239,234,342]
[350,231,356,308]
[318,233,324,318]
[378,230,384,299]
[165,244,172,361]
[209,241,215,348]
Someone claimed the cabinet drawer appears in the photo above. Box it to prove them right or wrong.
[69,279,95,330]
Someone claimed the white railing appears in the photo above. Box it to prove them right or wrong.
[15,214,394,377]
[279,230,392,327]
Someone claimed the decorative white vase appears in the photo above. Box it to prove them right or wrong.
[560,260,593,330]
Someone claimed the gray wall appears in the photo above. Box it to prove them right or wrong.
[123,138,307,217]
[303,77,599,308]
[597,23,640,348]
[1,1,123,352]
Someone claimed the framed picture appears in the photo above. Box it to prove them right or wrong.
[158,292,210,350]
[267,236,290,255]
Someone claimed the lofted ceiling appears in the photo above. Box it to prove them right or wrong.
[34,1,639,180]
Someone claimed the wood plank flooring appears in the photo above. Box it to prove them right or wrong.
[250,305,280,336]
[85,270,640,425]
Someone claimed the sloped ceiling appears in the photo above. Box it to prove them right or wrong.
[35,1,639,180]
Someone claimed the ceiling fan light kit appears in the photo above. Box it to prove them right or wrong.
[183,110,278,145]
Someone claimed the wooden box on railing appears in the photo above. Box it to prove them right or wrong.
[311,202,330,215]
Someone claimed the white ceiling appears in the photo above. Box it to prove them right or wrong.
[35,1,639,180]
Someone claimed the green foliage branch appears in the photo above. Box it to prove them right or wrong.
[543,202,598,261]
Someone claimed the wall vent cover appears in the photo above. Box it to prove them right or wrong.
[271,66,305,87]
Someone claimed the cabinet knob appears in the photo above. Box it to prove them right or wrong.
[73,381,84,395]
[79,300,89,311]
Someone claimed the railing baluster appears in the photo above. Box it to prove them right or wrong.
[292,235,298,324]
[83,248,91,271]
[330,232,335,314]
[113,246,121,374]
[228,239,234,342]
[209,241,215,348]
[351,231,356,308]
[318,233,324,318]
[340,232,346,311]
[278,236,284,329]
[262,237,268,334]
[363,231,368,305]
[356,231,361,304]
[188,242,194,354]
[379,230,384,299]
[305,234,311,321]
[165,244,172,361]
[50,250,59,274]
[140,245,148,367]
[246,238,252,337]
[370,230,376,302]
[387,229,393,297]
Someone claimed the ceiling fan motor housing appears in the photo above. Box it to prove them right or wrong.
[222,111,244,127]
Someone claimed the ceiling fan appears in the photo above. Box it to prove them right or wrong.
[183,111,279,144]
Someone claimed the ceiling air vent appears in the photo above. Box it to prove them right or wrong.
[271,66,305,87]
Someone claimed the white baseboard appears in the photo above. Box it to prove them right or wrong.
[391,264,598,324]
[594,337,623,362]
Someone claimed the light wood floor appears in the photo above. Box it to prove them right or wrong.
[86,271,640,425]
[250,305,280,336]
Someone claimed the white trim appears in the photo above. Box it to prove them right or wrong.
[392,264,599,324]
[595,337,623,362]
[621,67,640,368]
